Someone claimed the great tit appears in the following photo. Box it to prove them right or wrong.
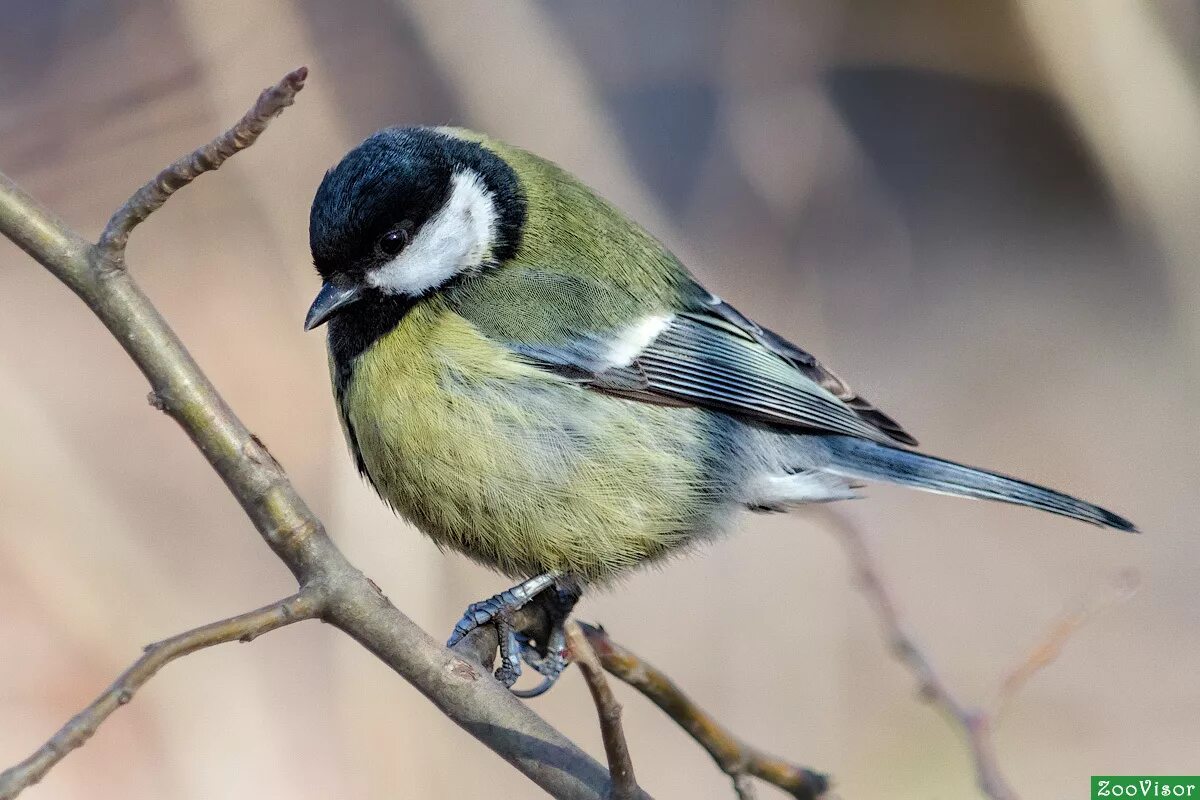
[305,127,1136,692]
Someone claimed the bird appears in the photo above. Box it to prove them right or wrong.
[305,126,1136,694]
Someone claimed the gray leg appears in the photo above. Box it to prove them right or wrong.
[447,573,558,687]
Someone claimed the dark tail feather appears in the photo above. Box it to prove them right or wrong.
[821,436,1137,532]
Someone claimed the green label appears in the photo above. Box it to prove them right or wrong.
[1093,777,1200,798]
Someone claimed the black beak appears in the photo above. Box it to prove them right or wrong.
[305,281,363,330]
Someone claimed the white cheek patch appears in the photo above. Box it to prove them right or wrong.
[606,314,673,368]
[367,169,497,296]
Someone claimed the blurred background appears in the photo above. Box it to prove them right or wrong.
[1,1,1197,797]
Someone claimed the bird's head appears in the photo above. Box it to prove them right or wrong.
[305,127,525,330]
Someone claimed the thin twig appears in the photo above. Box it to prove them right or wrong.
[580,623,829,800]
[991,569,1139,720]
[566,621,639,800]
[96,66,308,261]
[825,512,1016,800]
[824,511,1137,800]
[0,68,641,800]
[0,590,324,800]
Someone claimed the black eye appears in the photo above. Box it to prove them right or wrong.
[378,226,410,256]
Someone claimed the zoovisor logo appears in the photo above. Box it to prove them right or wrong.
[1093,777,1200,798]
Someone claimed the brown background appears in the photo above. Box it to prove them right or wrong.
[1,1,1196,798]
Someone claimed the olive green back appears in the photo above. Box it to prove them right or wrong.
[442,129,696,349]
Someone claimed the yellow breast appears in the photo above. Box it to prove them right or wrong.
[338,298,718,581]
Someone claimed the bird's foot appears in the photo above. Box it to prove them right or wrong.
[447,575,580,695]
[512,584,580,697]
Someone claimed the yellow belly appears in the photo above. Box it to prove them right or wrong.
[339,300,719,582]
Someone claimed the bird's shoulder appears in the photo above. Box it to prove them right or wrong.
[446,267,673,369]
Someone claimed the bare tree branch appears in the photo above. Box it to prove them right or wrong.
[10,61,1119,800]
[0,69,643,800]
[565,621,639,800]
[0,590,324,800]
[579,623,829,800]
[96,66,309,262]
[823,510,1137,800]
[825,511,1016,799]
[731,773,757,800]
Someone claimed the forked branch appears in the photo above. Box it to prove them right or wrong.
[823,510,1137,800]
[579,623,829,800]
[0,63,1120,800]
[0,68,637,800]
[0,590,324,800]
[96,67,309,262]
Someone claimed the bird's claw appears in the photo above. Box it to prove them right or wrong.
[446,574,578,693]
[511,624,569,698]
[447,594,517,649]
[494,619,524,687]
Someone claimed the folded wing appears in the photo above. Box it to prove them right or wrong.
[581,305,915,445]
[468,271,916,446]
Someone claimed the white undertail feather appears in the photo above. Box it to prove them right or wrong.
[367,169,497,296]
[743,469,858,509]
